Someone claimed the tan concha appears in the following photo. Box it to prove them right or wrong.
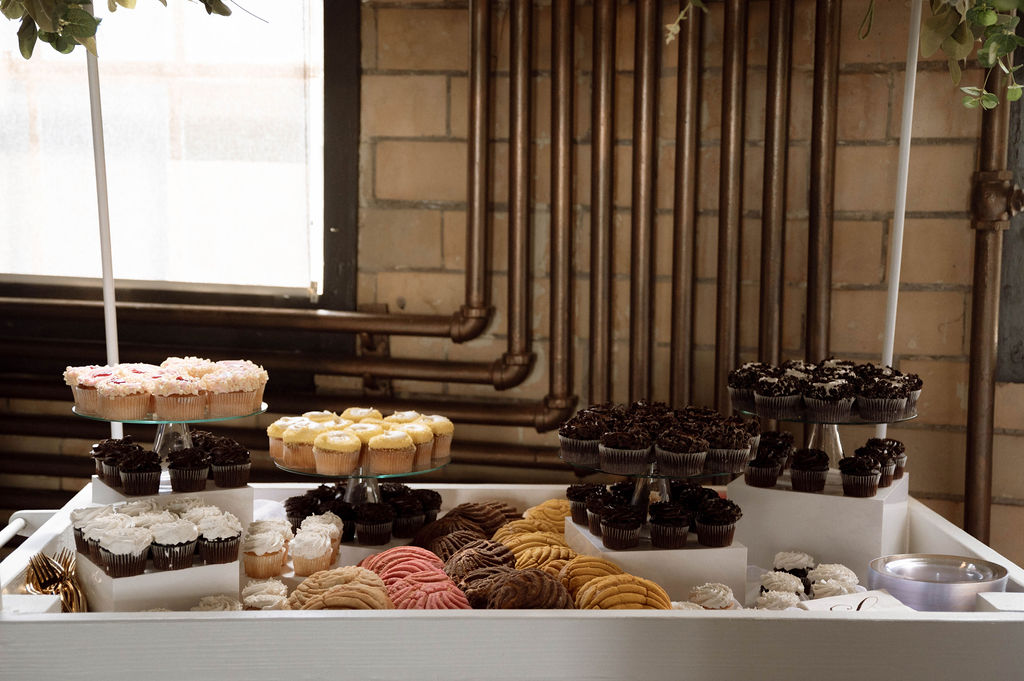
[491,519,553,543]
[514,544,577,570]
[523,499,572,530]
[500,531,568,557]
[558,555,625,598]
[574,573,672,610]
[288,566,386,610]
[299,582,394,610]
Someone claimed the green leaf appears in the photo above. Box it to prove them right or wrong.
[961,85,983,96]
[922,6,960,57]
[17,13,36,58]
[949,56,963,85]
[62,7,99,38]
[991,0,1024,11]
[963,95,982,108]
[75,34,97,56]
[941,21,975,62]
[981,92,1000,109]
[52,31,76,53]
[115,0,136,8]
[1,0,25,20]
[21,0,56,32]
[36,29,55,43]
[1008,84,1023,102]
[201,0,230,16]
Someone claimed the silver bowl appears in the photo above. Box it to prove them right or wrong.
[867,553,1008,612]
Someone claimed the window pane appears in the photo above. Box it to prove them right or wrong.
[0,0,324,292]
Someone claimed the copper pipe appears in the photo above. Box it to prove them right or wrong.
[589,0,616,406]
[759,0,793,365]
[670,6,702,407]
[629,0,659,401]
[965,74,1012,542]
[508,0,533,364]
[713,0,747,413]
[806,0,841,362]
[550,0,574,403]
[466,0,492,318]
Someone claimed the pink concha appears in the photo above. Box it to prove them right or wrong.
[359,546,445,574]
[378,558,448,587]
[389,570,471,609]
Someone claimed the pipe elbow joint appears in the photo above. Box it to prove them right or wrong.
[449,305,493,343]
[533,394,578,432]
[490,352,535,390]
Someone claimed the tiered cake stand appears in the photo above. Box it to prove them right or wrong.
[274,455,451,505]
[73,403,269,456]
[559,456,732,506]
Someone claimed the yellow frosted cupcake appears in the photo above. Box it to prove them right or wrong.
[346,422,385,466]
[340,407,383,422]
[313,430,362,475]
[281,421,336,472]
[417,415,455,461]
[391,422,435,468]
[266,416,308,462]
[365,431,415,475]
[303,410,341,424]
[383,410,422,425]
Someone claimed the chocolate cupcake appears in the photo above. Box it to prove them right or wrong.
[754,374,803,419]
[856,444,897,487]
[857,377,910,421]
[694,498,742,547]
[867,437,907,479]
[208,438,251,488]
[355,503,395,545]
[598,430,652,475]
[727,362,769,412]
[584,489,612,536]
[413,488,443,523]
[758,430,796,471]
[901,373,923,413]
[703,423,751,475]
[803,378,856,421]
[789,448,829,493]
[599,506,644,550]
[648,502,690,549]
[389,496,426,538]
[98,526,153,578]
[378,482,413,504]
[558,413,605,466]
[566,483,604,525]
[197,513,243,564]
[838,455,881,497]
[150,519,199,570]
[283,494,318,532]
[744,454,782,488]
[167,447,211,493]
[674,485,721,513]
[654,430,708,477]
[118,449,162,496]
[326,499,357,542]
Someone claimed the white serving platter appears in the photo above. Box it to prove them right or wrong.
[2,483,1024,681]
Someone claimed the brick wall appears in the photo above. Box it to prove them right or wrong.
[358,0,1024,564]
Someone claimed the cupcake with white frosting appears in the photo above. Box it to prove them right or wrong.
[241,579,290,610]
[290,529,334,576]
[812,578,858,599]
[688,582,739,610]
[755,590,800,610]
[197,512,242,565]
[200,363,268,417]
[191,595,242,611]
[242,530,287,579]
[150,519,199,570]
[99,526,154,577]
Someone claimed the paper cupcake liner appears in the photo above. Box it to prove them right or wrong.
[569,500,588,526]
[120,470,161,496]
[212,463,251,488]
[754,393,801,419]
[411,441,433,468]
[293,551,334,577]
[283,443,316,471]
[75,385,101,415]
[169,466,209,493]
[649,522,688,549]
[313,447,360,476]
[906,389,921,411]
[877,462,897,488]
[856,396,908,421]
[365,446,415,475]
[199,536,240,565]
[86,538,103,564]
[842,472,881,498]
[586,510,603,537]
[727,386,755,413]
[151,540,197,571]
[99,392,150,422]
[704,448,751,475]
[893,454,908,480]
[250,384,266,412]
[655,447,707,477]
[100,461,122,488]
[392,514,426,539]
[744,463,782,488]
[598,445,652,475]
[100,548,148,578]
[341,520,357,543]
[694,520,736,548]
[207,390,255,418]
[153,393,207,421]
[432,433,453,461]
[790,468,828,493]
[73,528,88,554]
[558,435,599,466]
[355,520,393,546]
[244,550,286,579]
[600,523,640,550]
[802,396,855,422]
[268,437,285,462]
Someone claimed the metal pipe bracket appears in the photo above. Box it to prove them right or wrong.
[971,170,1023,231]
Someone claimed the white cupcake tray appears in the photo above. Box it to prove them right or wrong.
[727,472,910,584]
[4,483,1024,681]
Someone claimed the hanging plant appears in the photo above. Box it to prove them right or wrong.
[1,0,230,59]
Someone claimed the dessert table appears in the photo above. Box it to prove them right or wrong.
[2,482,1023,680]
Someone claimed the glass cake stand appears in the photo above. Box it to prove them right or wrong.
[737,406,918,467]
[73,403,269,457]
[273,456,451,504]
[559,455,733,506]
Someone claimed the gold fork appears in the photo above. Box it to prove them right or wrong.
[54,548,87,612]
[26,553,62,593]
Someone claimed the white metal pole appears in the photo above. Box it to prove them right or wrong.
[877,0,922,439]
[86,36,122,439]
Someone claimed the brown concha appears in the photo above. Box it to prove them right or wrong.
[410,515,486,548]
[574,573,671,610]
[513,544,577,571]
[443,502,515,536]
[299,582,394,610]
[429,529,491,562]
[557,555,625,599]
[287,566,386,610]
[485,568,574,609]
[457,565,517,609]
[443,539,517,583]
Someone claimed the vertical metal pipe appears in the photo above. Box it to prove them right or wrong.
[965,75,1011,542]
[670,7,702,407]
[550,0,574,401]
[806,0,842,362]
[509,0,533,357]
[629,0,660,401]
[759,0,794,365]
[466,0,491,313]
[589,0,616,406]
[713,0,748,413]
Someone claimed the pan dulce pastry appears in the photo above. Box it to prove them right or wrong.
[388,570,471,609]
[457,565,517,608]
[359,545,444,575]
[429,530,490,562]
[575,573,671,610]
[375,558,447,588]
[411,515,486,548]
[557,555,624,599]
[688,582,738,610]
[443,502,514,536]
[443,539,516,583]
[513,544,576,571]
[299,582,395,610]
[491,519,552,544]
[485,568,574,609]
[523,498,572,527]
[287,566,386,609]
[500,531,568,557]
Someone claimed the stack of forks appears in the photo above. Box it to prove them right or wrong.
[25,548,87,612]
